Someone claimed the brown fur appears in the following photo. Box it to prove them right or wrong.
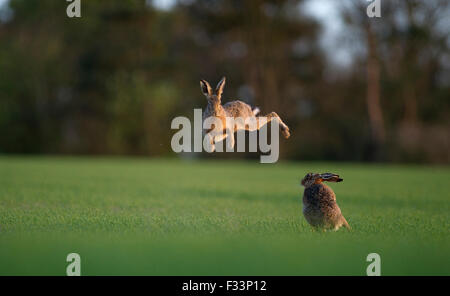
[200,77,290,151]
[301,173,350,231]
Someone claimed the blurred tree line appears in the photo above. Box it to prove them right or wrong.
[0,0,448,163]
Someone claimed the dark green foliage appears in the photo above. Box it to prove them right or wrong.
[0,0,448,162]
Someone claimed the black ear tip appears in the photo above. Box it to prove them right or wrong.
[337,178,343,182]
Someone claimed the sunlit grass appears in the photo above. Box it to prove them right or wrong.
[0,156,449,275]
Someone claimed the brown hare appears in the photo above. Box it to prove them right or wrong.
[301,172,350,231]
[200,77,290,152]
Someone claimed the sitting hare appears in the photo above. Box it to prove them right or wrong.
[301,173,350,231]
[200,77,290,152]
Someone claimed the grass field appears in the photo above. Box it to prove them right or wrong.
[0,156,449,275]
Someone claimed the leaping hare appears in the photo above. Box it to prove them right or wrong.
[200,77,290,151]
[301,173,350,231]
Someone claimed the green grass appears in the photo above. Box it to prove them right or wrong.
[0,156,449,275]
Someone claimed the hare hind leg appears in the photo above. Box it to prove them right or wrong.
[247,112,290,139]
[340,216,351,230]
[332,216,351,231]
[268,112,290,139]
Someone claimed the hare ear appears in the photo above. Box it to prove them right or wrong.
[200,80,213,97]
[215,77,226,98]
[320,173,343,182]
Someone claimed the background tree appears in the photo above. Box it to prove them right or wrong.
[0,0,448,163]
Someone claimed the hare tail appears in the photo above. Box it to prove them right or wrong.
[252,107,260,116]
